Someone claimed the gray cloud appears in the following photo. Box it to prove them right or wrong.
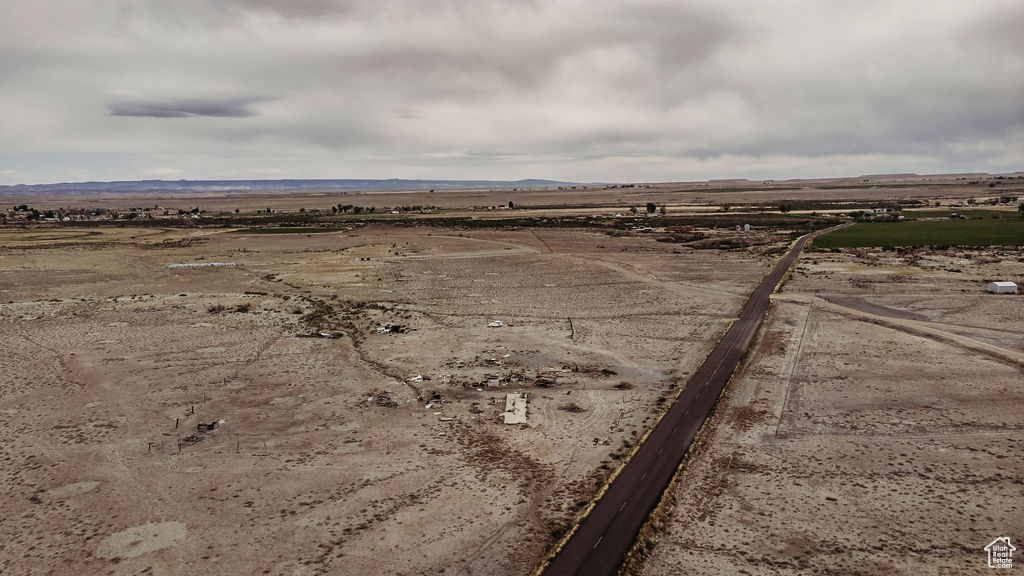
[108,97,268,118]
[0,0,1022,184]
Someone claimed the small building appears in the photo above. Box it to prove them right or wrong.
[988,281,1018,294]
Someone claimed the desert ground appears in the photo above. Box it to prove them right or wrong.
[0,220,784,575]
[1,179,1021,576]
[643,246,1024,575]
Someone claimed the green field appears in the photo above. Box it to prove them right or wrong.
[813,217,1024,248]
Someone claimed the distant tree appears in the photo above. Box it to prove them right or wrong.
[646,202,656,214]
[508,200,515,209]
[369,206,376,214]
[779,204,792,213]
[331,206,337,214]
[659,204,666,215]
[353,206,363,214]
[234,208,240,213]
[299,207,306,212]
[267,207,272,213]
[1019,203,1024,216]
[629,206,638,214]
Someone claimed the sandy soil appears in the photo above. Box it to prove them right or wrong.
[0,223,778,575]
[643,247,1024,575]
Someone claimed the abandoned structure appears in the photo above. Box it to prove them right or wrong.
[988,281,1018,294]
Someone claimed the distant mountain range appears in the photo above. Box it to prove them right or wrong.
[0,178,578,195]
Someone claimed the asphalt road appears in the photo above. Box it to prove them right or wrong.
[541,229,831,576]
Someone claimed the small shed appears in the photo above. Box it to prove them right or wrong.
[988,281,1018,294]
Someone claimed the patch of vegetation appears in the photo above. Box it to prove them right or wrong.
[902,209,1011,220]
[813,218,1024,249]
[232,226,348,234]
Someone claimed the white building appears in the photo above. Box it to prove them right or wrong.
[988,281,1018,294]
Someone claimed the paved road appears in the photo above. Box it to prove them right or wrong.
[541,229,832,576]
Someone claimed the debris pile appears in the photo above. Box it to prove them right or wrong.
[370,390,398,407]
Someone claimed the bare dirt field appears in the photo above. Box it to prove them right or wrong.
[1,223,782,575]
[643,246,1024,575]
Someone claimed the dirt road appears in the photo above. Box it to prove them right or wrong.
[540,228,832,576]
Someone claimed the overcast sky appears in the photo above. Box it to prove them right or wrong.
[1,0,1022,185]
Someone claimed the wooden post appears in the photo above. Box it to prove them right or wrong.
[178,442,182,453]
[236,441,240,453]
[148,442,152,453]
[175,417,179,429]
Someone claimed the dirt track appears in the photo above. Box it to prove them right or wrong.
[542,229,833,576]
[643,245,1024,575]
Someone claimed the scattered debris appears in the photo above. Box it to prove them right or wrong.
[408,374,424,383]
[376,324,408,334]
[487,320,504,328]
[181,433,204,445]
[558,402,584,413]
[439,417,454,422]
[613,382,635,390]
[371,390,398,407]
[535,378,557,388]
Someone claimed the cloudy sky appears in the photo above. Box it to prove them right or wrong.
[1,0,1022,185]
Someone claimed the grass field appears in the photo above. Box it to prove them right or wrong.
[813,217,1024,248]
